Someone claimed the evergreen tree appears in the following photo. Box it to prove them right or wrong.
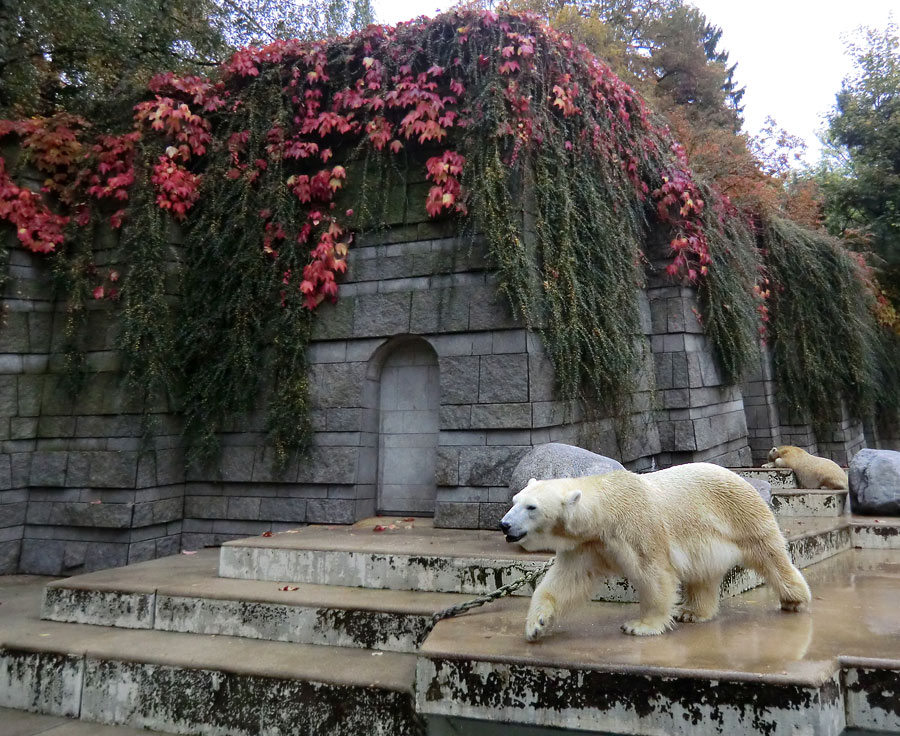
[822,22,900,296]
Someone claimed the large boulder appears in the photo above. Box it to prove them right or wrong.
[508,443,624,494]
[849,449,900,515]
[745,478,772,506]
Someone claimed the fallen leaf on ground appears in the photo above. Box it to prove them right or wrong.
[373,525,386,532]
[279,585,299,592]
[402,518,415,522]
[262,531,273,537]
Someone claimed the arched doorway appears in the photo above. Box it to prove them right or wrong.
[377,339,439,515]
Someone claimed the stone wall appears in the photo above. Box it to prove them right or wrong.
[1,204,185,575]
[0,168,871,574]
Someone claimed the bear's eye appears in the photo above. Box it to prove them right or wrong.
[525,503,537,511]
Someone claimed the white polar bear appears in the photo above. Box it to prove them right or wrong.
[499,463,811,640]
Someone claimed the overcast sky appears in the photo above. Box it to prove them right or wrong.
[371,0,897,165]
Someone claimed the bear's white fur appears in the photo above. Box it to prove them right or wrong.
[762,445,848,490]
[500,462,811,640]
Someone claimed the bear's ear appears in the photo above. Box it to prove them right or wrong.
[527,477,537,486]
[564,489,582,506]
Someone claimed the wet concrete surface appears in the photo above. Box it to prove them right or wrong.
[422,549,900,684]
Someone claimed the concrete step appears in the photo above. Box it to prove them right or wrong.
[219,517,851,603]
[851,517,900,549]
[41,550,473,653]
[418,549,900,736]
[733,467,797,489]
[771,489,849,517]
[1,576,420,735]
[0,706,175,736]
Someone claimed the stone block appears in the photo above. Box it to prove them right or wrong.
[0,376,16,416]
[439,405,471,430]
[467,285,519,330]
[227,496,262,520]
[478,354,528,403]
[326,407,363,432]
[0,539,21,573]
[434,501,479,529]
[47,501,133,528]
[296,446,358,484]
[89,452,138,488]
[458,446,527,486]
[654,353,673,390]
[18,375,44,416]
[306,498,355,524]
[479,502,509,530]
[311,298,354,340]
[470,403,532,429]
[0,455,11,490]
[251,447,299,483]
[410,288,471,333]
[352,292,411,337]
[436,447,460,486]
[440,356,480,405]
[492,330,527,354]
[218,446,256,483]
[309,362,367,408]
[30,451,68,486]
[673,420,697,451]
[27,311,52,352]
[132,497,182,527]
[528,354,557,402]
[0,312,28,352]
[10,417,37,439]
[156,448,185,485]
[259,497,308,522]
[1,501,26,527]
[65,452,91,486]
[185,496,228,519]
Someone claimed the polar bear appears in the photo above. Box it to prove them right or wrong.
[499,463,811,640]
[762,445,848,490]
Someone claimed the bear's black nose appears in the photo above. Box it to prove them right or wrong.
[499,521,510,534]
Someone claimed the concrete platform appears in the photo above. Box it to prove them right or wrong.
[218,515,852,603]
[0,574,419,735]
[42,550,475,653]
[0,706,173,736]
[418,549,900,736]
[4,510,900,735]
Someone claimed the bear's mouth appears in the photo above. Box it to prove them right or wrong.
[505,532,526,543]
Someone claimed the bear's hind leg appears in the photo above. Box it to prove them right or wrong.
[622,566,679,636]
[745,537,811,612]
[676,579,721,623]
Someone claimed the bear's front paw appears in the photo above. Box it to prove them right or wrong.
[621,618,670,636]
[780,598,807,612]
[525,609,554,642]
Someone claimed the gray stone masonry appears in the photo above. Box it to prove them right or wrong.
[645,229,752,467]
[1,162,883,573]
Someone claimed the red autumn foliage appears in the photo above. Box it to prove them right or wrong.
[0,10,732,309]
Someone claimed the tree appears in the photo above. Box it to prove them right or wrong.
[0,0,375,119]
[0,0,229,117]
[822,21,900,296]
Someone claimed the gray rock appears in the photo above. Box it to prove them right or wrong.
[744,478,772,506]
[508,443,625,494]
[849,449,900,515]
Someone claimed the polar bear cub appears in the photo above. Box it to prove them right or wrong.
[500,463,811,640]
[763,445,848,490]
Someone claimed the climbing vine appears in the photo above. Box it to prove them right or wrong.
[1,9,895,458]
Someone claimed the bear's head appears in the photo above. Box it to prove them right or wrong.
[767,446,780,462]
[499,477,583,552]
